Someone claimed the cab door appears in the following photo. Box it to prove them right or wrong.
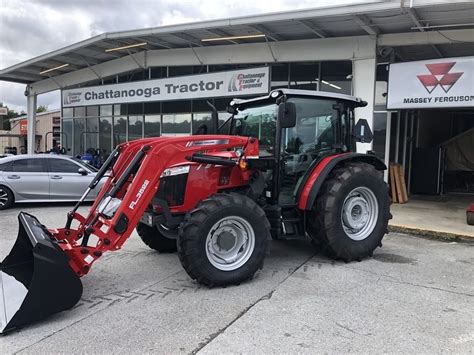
[3,158,50,200]
[279,97,340,204]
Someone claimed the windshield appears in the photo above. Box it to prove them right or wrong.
[72,157,99,172]
[230,103,277,152]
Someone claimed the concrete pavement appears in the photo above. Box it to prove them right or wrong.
[0,203,473,353]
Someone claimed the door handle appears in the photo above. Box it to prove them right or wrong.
[7,175,20,179]
[51,175,63,180]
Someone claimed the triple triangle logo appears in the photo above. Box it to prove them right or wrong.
[417,62,463,94]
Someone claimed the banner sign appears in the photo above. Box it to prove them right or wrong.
[387,56,474,109]
[20,119,27,136]
[62,67,270,107]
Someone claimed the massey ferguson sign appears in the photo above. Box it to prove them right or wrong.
[387,56,474,109]
[62,67,269,107]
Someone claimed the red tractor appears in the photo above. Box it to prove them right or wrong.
[0,89,390,333]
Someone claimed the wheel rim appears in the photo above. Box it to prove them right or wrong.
[205,216,255,271]
[0,188,8,207]
[341,186,378,241]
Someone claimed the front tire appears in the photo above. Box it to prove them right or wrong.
[178,193,269,287]
[136,223,178,253]
[308,162,390,261]
[0,185,14,210]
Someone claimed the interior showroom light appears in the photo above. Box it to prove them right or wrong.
[321,80,342,90]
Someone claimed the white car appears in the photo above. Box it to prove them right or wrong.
[0,155,104,210]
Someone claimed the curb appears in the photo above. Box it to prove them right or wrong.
[388,224,474,243]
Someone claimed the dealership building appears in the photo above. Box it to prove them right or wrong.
[0,0,473,195]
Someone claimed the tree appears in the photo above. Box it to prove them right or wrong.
[0,102,22,131]
[36,105,48,113]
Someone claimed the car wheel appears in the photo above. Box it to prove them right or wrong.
[0,186,14,210]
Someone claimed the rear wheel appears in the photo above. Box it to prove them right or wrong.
[307,162,390,261]
[178,193,269,287]
[0,186,14,210]
[136,223,178,253]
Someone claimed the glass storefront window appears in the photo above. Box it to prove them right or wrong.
[271,63,289,89]
[290,62,319,90]
[61,118,73,153]
[128,103,143,115]
[85,117,99,151]
[99,117,112,156]
[113,116,127,146]
[144,115,161,137]
[162,114,191,135]
[128,115,143,141]
[86,106,99,117]
[169,66,193,77]
[63,108,73,118]
[193,113,212,134]
[73,118,85,156]
[74,107,85,117]
[320,61,352,95]
[100,105,113,116]
[372,112,388,160]
[114,104,126,116]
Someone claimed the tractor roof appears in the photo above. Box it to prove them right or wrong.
[231,89,367,109]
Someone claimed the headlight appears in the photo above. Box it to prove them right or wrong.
[97,196,122,219]
[160,165,190,178]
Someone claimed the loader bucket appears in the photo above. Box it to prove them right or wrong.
[0,212,83,334]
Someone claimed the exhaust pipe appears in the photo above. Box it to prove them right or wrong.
[0,213,82,334]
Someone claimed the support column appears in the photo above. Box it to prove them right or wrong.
[27,94,37,154]
[352,57,376,153]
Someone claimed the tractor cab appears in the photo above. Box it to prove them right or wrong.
[224,89,370,205]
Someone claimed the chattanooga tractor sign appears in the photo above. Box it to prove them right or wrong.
[62,67,269,107]
[387,56,474,109]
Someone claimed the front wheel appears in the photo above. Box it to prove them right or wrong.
[178,193,269,287]
[308,162,390,261]
[136,222,178,253]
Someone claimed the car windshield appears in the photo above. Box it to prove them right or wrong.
[72,157,98,172]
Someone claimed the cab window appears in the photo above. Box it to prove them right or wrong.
[231,104,277,152]
[284,97,339,156]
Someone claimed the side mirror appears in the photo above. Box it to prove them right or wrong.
[278,101,296,128]
[354,119,373,143]
[78,168,88,176]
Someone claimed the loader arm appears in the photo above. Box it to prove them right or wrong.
[51,135,259,277]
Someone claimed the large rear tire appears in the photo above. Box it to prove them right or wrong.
[178,193,269,287]
[136,223,178,253]
[307,162,390,262]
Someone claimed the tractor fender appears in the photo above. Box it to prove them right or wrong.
[298,153,386,210]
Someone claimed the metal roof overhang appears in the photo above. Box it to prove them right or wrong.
[1,0,473,89]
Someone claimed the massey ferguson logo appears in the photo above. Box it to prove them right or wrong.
[417,62,463,94]
[228,72,266,92]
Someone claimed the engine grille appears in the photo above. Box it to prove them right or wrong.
[156,174,188,206]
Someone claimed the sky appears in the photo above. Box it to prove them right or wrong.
[0,0,365,113]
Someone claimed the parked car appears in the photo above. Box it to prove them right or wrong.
[0,155,104,210]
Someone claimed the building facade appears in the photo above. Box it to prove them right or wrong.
[0,0,473,194]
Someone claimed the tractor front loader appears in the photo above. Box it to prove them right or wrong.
[0,89,390,333]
